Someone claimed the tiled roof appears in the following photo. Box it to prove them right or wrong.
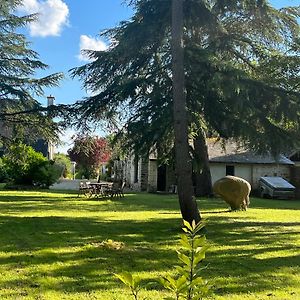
[207,139,294,165]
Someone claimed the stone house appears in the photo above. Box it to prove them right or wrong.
[120,140,296,193]
[114,152,175,192]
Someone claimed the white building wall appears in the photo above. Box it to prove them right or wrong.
[209,163,252,186]
[252,165,291,188]
[125,159,133,185]
[129,156,135,185]
[235,165,252,183]
[48,141,55,160]
[210,163,291,190]
[210,164,226,185]
[136,158,143,190]
[122,155,292,193]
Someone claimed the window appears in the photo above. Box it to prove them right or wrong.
[226,165,235,176]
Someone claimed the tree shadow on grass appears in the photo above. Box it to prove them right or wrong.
[0,213,299,297]
[0,215,181,296]
[201,209,231,214]
[0,193,299,298]
[248,197,300,210]
[204,213,300,296]
[0,192,182,213]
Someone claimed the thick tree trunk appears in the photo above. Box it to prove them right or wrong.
[171,0,201,224]
[194,129,213,197]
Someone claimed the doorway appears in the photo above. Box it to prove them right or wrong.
[157,165,167,191]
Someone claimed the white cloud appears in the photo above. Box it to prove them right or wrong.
[19,0,69,37]
[78,35,108,62]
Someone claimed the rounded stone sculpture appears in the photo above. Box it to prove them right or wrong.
[213,176,251,210]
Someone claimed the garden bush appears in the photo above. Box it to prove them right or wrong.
[31,160,62,187]
[53,153,72,178]
[2,143,61,187]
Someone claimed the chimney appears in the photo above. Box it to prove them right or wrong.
[47,95,55,107]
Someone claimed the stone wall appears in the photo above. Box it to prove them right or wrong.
[252,164,291,189]
[140,158,149,191]
[120,156,148,191]
[148,159,157,192]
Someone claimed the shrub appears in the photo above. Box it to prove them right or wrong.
[31,161,62,187]
[53,153,72,178]
[2,143,61,187]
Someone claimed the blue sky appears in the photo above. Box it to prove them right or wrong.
[18,0,133,152]
[18,0,298,152]
[19,0,133,108]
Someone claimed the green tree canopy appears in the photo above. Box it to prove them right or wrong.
[72,0,300,156]
[72,0,300,220]
[0,0,63,144]
[68,135,111,179]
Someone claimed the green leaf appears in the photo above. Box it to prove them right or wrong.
[159,275,178,291]
[158,278,171,290]
[193,247,209,267]
[132,275,142,289]
[175,265,190,278]
[164,275,177,289]
[176,275,188,291]
[183,219,193,232]
[177,252,191,266]
[175,264,190,272]
[192,294,205,300]
[194,265,209,277]
[114,272,133,287]
[179,234,192,249]
[193,222,206,235]
[191,220,196,230]
[182,227,189,233]
[194,236,206,248]
[190,277,205,286]
[196,245,209,255]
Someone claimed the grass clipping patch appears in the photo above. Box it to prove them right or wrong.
[90,239,125,250]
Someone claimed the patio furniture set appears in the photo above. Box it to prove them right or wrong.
[78,181,125,198]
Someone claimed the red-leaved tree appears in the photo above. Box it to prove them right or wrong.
[68,135,111,179]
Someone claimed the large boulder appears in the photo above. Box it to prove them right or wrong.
[213,176,251,210]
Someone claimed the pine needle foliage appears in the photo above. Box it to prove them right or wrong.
[0,0,64,144]
[72,0,300,157]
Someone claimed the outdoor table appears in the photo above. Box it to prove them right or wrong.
[88,182,113,198]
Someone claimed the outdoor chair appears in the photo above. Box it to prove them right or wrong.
[78,181,91,197]
[110,181,126,198]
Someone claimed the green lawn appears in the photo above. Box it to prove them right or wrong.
[0,190,299,300]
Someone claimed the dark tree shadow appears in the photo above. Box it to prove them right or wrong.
[0,191,299,298]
